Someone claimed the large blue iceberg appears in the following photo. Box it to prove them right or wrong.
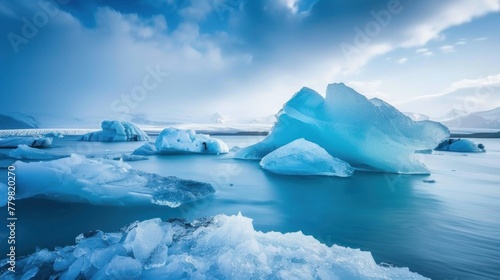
[1,213,427,279]
[236,83,449,174]
[79,120,150,142]
[8,154,214,207]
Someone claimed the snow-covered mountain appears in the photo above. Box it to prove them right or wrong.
[440,107,500,129]
[395,79,500,118]
[403,112,429,121]
[437,109,468,122]
[211,112,227,124]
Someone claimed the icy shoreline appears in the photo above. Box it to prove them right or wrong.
[0,213,428,280]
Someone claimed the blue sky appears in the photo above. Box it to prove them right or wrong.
[1,0,499,122]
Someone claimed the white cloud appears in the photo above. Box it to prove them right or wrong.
[416,48,433,57]
[399,74,500,101]
[2,0,500,119]
[400,0,500,47]
[440,45,455,53]
[337,0,499,76]
[415,48,428,54]
[281,0,299,13]
[346,80,389,98]
[445,74,500,93]
[178,0,214,21]
[394,74,500,116]
[473,37,488,41]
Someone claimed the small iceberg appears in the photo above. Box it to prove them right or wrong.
[435,138,486,153]
[1,213,428,279]
[79,120,150,142]
[0,136,52,148]
[9,144,64,160]
[134,128,228,155]
[260,138,353,177]
[116,154,149,161]
[8,154,214,207]
[236,83,449,174]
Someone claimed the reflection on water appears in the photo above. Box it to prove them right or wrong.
[1,136,499,279]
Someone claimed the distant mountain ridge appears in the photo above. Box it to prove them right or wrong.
[439,107,500,129]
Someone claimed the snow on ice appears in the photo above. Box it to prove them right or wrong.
[1,213,428,280]
[260,138,353,177]
[236,83,449,174]
[9,154,214,207]
[134,128,228,155]
[79,120,150,142]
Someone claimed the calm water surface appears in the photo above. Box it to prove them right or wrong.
[1,136,499,279]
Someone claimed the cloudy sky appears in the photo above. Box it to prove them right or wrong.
[1,0,500,123]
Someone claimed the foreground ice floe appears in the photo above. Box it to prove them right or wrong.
[8,144,64,160]
[9,154,214,206]
[435,138,486,153]
[236,83,449,174]
[79,120,150,142]
[0,213,428,280]
[0,136,52,148]
[260,138,353,177]
[134,128,228,155]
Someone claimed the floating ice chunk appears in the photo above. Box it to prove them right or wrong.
[111,154,149,161]
[260,138,353,177]
[105,256,142,279]
[13,154,214,206]
[0,183,7,207]
[435,138,485,153]
[0,136,52,148]
[132,142,157,155]
[123,218,169,268]
[154,128,229,154]
[236,84,449,174]
[79,120,150,142]
[2,213,428,279]
[9,145,64,160]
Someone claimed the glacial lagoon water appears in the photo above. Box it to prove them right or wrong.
[1,135,499,279]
